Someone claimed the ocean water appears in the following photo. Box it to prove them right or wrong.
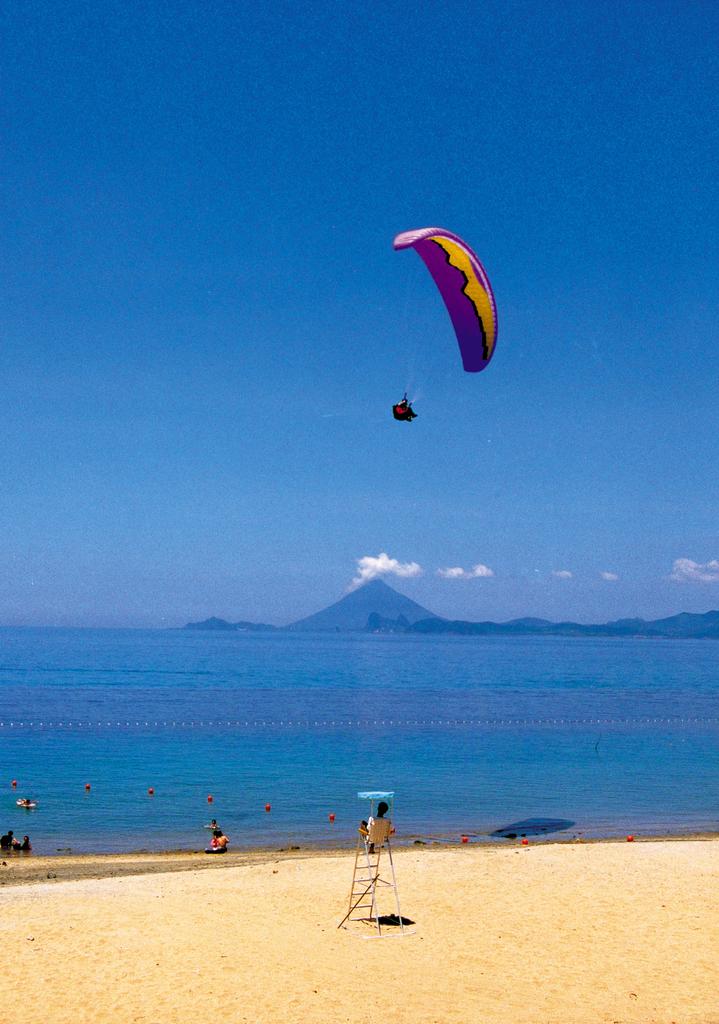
[0,628,717,854]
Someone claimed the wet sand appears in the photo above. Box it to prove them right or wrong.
[0,845,336,887]
[0,830,715,888]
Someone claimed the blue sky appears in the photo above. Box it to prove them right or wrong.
[2,0,718,627]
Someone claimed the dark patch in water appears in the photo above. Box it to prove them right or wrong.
[491,817,575,839]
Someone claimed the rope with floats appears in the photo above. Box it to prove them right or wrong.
[0,716,717,730]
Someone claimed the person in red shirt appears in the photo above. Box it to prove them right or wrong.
[392,394,417,421]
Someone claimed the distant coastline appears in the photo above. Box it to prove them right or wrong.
[184,579,719,639]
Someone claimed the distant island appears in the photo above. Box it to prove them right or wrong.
[184,579,719,638]
[184,616,277,632]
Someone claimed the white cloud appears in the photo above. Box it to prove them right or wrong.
[350,552,423,590]
[437,563,495,580]
[470,563,495,578]
[600,571,619,581]
[668,558,719,583]
[552,570,573,580]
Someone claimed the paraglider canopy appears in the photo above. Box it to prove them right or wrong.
[393,226,497,373]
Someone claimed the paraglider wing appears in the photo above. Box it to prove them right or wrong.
[393,227,497,373]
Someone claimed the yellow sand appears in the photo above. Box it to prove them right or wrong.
[1,840,717,1024]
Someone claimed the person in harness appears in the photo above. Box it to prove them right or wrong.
[392,394,417,421]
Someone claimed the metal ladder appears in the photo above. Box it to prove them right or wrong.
[338,829,404,936]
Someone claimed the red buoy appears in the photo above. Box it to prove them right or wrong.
[521,838,529,846]
[461,835,469,844]
[627,835,634,842]
[265,803,271,812]
[207,794,214,804]
[11,780,17,788]
[148,787,155,796]
[84,783,91,791]
[328,813,335,823]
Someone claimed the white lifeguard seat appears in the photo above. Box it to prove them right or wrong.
[338,790,406,937]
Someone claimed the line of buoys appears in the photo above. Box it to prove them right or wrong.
[1,715,716,731]
[0,779,657,845]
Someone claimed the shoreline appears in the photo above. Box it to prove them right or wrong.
[2,829,716,889]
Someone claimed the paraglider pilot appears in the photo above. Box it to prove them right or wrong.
[392,394,417,421]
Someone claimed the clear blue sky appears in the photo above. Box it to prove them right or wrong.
[2,0,718,627]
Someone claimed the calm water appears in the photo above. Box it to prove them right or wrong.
[0,628,717,854]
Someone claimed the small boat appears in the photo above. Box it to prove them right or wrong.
[16,799,38,809]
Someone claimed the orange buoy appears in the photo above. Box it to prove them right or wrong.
[148,787,155,796]
[328,813,335,822]
[11,780,17,788]
[84,783,91,791]
[207,794,214,804]
[521,838,529,846]
[461,835,469,844]
[627,835,634,842]
[265,803,271,812]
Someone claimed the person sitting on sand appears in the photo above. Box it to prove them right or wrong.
[0,830,13,850]
[205,829,230,854]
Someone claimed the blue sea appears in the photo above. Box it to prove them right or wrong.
[0,628,717,854]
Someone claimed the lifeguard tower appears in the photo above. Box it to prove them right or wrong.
[338,790,406,937]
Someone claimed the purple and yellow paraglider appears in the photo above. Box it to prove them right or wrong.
[393,227,498,374]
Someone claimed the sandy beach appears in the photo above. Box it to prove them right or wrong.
[1,839,716,1024]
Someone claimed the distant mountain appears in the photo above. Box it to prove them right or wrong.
[366,612,412,633]
[288,579,437,632]
[409,608,719,638]
[184,596,719,640]
[629,609,719,638]
[184,616,277,632]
